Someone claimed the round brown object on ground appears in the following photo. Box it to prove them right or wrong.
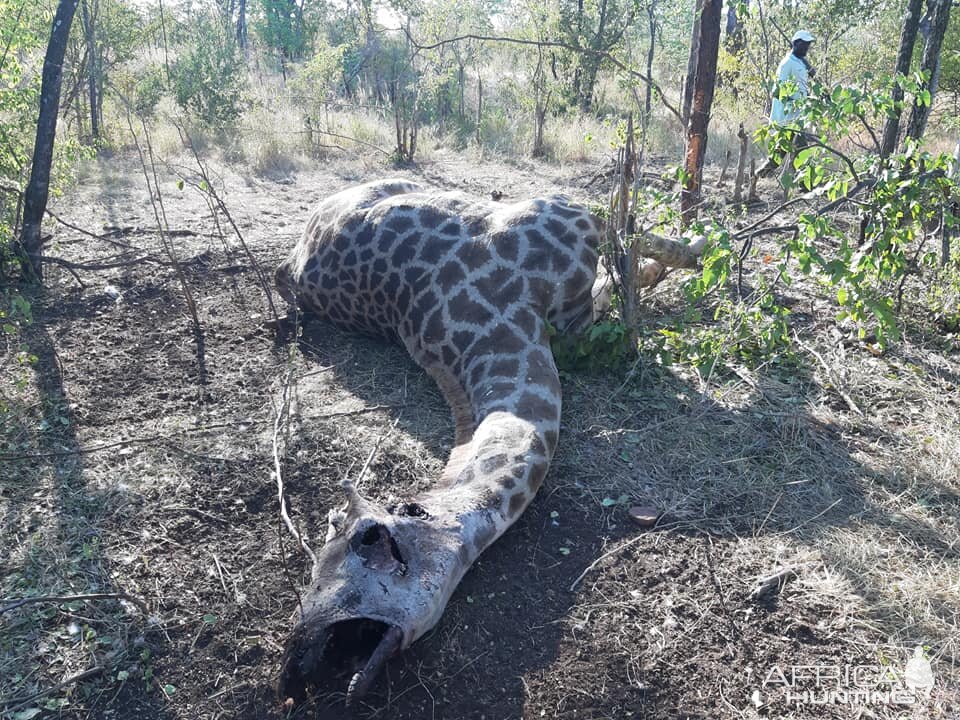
[629,506,659,527]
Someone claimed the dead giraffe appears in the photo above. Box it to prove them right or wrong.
[273,178,610,705]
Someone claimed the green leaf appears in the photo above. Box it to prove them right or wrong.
[601,497,617,507]
[793,147,815,167]
[202,613,217,625]
[13,709,42,720]
[836,287,848,305]
[558,547,570,555]
[175,178,184,191]
[117,670,130,682]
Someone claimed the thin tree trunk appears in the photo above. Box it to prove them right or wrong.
[236,0,247,51]
[733,123,748,204]
[681,0,704,128]
[18,0,80,283]
[905,0,952,144]
[636,2,656,173]
[716,149,731,187]
[880,0,923,158]
[476,75,483,147]
[680,0,722,227]
[945,135,959,265]
[81,0,98,141]
[643,3,655,128]
[158,0,171,82]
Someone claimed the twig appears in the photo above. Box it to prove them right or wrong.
[1,666,104,710]
[569,533,650,592]
[42,253,154,272]
[0,407,398,462]
[305,128,390,156]
[273,352,317,568]
[174,121,281,324]
[793,334,863,416]
[355,417,401,493]
[0,592,148,616]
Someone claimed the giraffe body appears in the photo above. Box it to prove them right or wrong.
[275,179,606,703]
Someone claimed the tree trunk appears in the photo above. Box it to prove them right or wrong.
[880,0,923,157]
[18,0,80,283]
[680,0,722,228]
[236,0,247,51]
[733,123,748,204]
[905,0,952,145]
[681,0,704,129]
[636,2,656,173]
[532,49,549,158]
[578,58,601,112]
[475,75,483,147]
[81,0,98,141]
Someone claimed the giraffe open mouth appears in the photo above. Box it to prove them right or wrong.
[277,616,403,706]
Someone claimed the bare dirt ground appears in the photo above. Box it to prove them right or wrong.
[2,147,958,720]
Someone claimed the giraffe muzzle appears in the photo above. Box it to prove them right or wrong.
[277,495,463,707]
[277,613,403,706]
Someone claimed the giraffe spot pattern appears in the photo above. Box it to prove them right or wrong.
[276,179,604,560]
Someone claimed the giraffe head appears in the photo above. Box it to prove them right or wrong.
[277,483,467,705]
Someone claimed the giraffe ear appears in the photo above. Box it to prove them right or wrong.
[340,478,362,507]
[325,508,347,542]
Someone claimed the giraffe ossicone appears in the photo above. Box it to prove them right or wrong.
[273,179,627,705]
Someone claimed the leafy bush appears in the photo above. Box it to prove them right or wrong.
[550,319,633,371]
[170,16,247,128]
[133,66,167,118]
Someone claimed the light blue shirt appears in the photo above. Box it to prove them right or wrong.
[770,53,810,124]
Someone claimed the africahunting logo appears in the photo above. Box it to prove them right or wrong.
[753,646,935,708]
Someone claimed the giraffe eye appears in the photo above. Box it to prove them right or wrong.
[390,502,430,519]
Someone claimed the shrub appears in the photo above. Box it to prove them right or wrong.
[170,15,247,128]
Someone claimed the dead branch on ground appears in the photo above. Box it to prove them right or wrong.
[1,667,104,711]
[0,591,149,616]
[272,339,315,621]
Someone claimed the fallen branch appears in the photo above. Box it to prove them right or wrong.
[794,334,863,416]
[43,253,154,272]
[0,591,149,616]
[1,666,104,710]
[569,532,653,592]
[273,358,317,567]
[301,127,391,156]
[0,406,397,462]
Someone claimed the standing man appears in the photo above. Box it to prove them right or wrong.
[756,30,816,180]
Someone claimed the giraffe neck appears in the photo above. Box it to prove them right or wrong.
[276,179,601,703]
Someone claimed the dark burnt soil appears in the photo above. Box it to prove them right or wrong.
[2,152,955,720]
